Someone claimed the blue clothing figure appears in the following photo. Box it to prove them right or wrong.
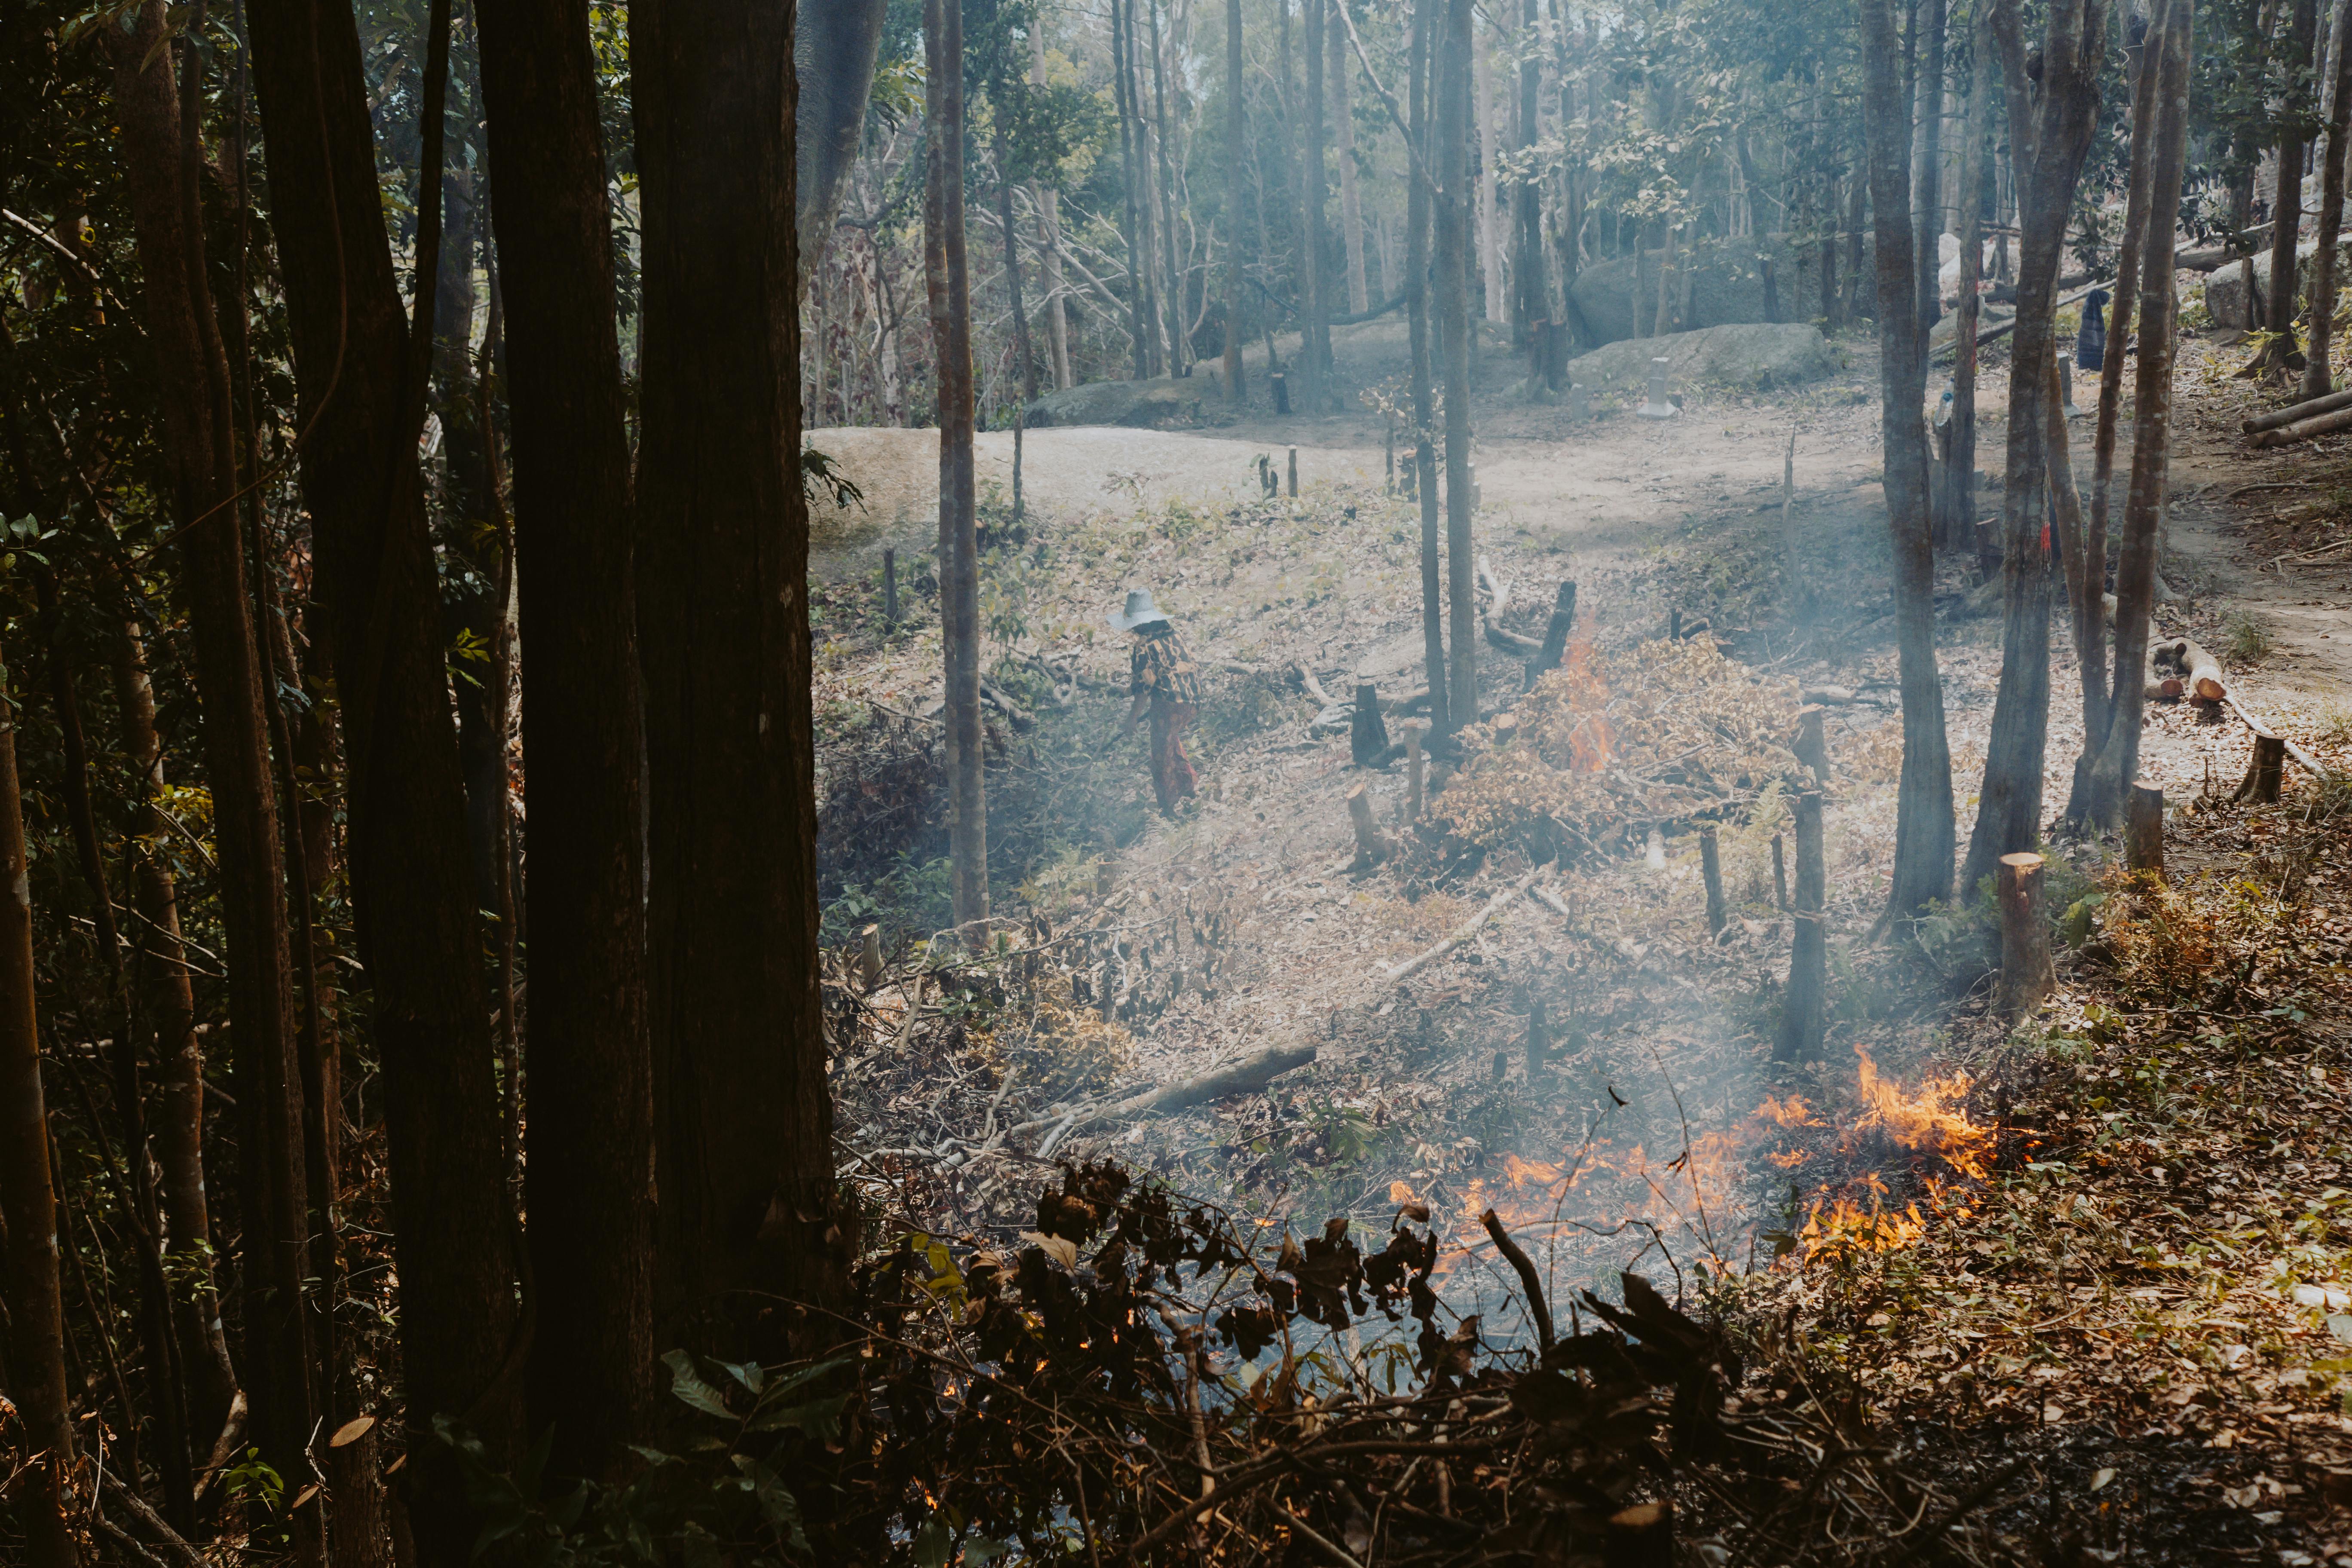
[2077,287,2110,372]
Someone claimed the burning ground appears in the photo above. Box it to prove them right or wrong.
[809,331,2352,1562]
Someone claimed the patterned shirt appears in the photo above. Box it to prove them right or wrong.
[1130,625,1202,706]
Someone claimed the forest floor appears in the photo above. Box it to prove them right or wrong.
[808,316,2352,1564]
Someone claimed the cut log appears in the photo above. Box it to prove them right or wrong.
[2249,401,2352,447]
[1378,864,1549,985]
[2126,783,2164,878]
[859,924,884,989]
[2243,384,2352,433]
[1699,824,1728,937]
[2234,732,2288,804]
[1794,705,1828,780]
[1350,681,1392,766]
[2150,636,2225,702]
[1534,581,1580,674]
[1347,783,1396,867]
[1996,852,2054,1020]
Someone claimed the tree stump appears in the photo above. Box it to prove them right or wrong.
[1997,851,2055,1019]
[1774,910,1828,1061]
[1271,370,1290,415]
[1792,790,1825,913]
[2125,782,2164,878]
[882,547,898,628]
[1347,784,1395,868]
[1603,1501,1675,1568]
[1794,704,1829,781]
[2236,732,2287,804]
[1699,824,1728,937]
[1351,681,1392,767]
[1772,832,1789,911]
[1406,726,1425,819]
[1534,580,1579,674]
[859,924,884,990]
[1286,444,1299,497]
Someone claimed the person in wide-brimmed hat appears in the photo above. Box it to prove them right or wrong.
[1109,588,1202,815]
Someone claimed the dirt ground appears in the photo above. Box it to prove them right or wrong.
[813,316,2352,1563]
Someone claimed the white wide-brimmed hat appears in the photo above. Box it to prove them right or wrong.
[1108,588,1171,632]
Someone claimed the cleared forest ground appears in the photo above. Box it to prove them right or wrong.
[811,318,2352,1563]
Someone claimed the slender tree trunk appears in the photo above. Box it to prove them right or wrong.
[2091,1,2195,823]
[1861,0,1956,921]
[636,0,845,1351]
[0,623,73,1568]
[1946,6,1990,553]
[2303,0,2352,396]
[997,134,1039,408]
[1332,7,1369,313]
[1438,0,1477,726]
[1514,0,1547,384]
[2266,0,2321,365]
[1913,0,1948,342]
[109,0,319,1539]
[1111,0,1152,378]
[1304,0,1330,405]
[1032,22,1074,390]
[1148,0,1188,375]
[1408,0,1448,734]
[1225,0,1246,398]
[1473,18,1504,324]
[2090,0,2169,637]
[475,0,655,1481]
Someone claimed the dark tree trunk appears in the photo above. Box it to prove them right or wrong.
[2265,0,2321,364]
[475,0,655,1481]
[634,0,848,1348]
[1148,0,1188,376]
[1409,0,1449,735]
[1514,0,1547,387]
[1438,0,1477,727]
[1225,0,1246,398]
[1912,0,1948,344]
[2091,0,2196,822]
[0,628,74,1568]
[996,132,1038,404]
[794,0,891,288]
[245,0,524,1560]
[1111,0,1154,377]
[1304,0,1331,406]
[1943,6,1991,553]
[1860,0,1956,921]
[107,0,319,1539]
[2302,0,2352,397]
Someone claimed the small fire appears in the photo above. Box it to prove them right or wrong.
[1800,1196,1928,1253]
[1852,1048,1990,1181]
[1558,639,1615,773]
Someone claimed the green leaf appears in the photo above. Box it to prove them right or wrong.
[912,1518,954,1568]
[663,1348,735,1419]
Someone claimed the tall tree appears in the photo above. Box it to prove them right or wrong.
[1860,0,1957,922]
[1032,21,1075,391]
[2089,0,2196,823]
[637,0,847,1352]
[1513,0,1548,383]
[105,0,321,1540]
[2301,0,2352,397]
[1146,0,1188,376]
[475,0,655,1480]
[795,0,892,288]
[1304,0,1332,405]
[0,610,73,1568]
[1942,3,1991,552]
[1332,5,1369,313]
[245,0,524,1558]
[2260,0,2320,372]
[1408,0,1449,735]
[1912,0,1948,342]
[1111,0,1153,377]
[1438,0,1478,726]
[1961,0,2113,895]
[1225,0,1246,398]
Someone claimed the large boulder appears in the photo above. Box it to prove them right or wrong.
[1023,375,1216,429]
[2201,236,2352,329]
[1565,233,1874,347]
[1564,322,1839,396]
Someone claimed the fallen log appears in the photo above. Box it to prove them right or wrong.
[1079,1044,1320,1127]
[1378,864,1549,986]
[980,679,1034,729]
[2150,635,2225,702]
[2249,401,2352,448]
[2243,384,2352,434]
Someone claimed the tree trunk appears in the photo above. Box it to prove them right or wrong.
[1861,0,1957,921]
[1965,0,2111,894]
[1945,6,1991,552]
[1304,0,1331,405]
[2090,0,2196,823]
[475,0,655,1480]
[1438,0,1478,727]
[2266,0,2321,366]
[1514,0,1548,386]
[1111,0,1153,378]
[1912,0,1948,344]
[1332,6,1369,314]
[1473,18,1504,324]
[0,629,74,1568]
[636,0,846,1354]
[110,0,321,1540]
[794,0,891,288]
[1032,15,1073,390]
[2302,0,2352,397]
[1215,0,1241,397]
[1147,0,1188,377]
[1408,0,1449,735]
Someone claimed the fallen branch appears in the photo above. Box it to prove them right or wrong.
[2243,386,2352,434]
[1075,1044,1319,1129]
[2223,692,2336,781]
[2249,399,2352,448]
[1480,1208,1555,1348]
[1379,864,1549,986]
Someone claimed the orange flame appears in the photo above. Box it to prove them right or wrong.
[1558,638,1614,772]
[1852,1048,1990,1181]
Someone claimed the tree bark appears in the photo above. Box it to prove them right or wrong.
[794,0,891,289]
[1408,0,1449,735]
[1943,5,1991,551]
[1514,0,1548,386]
[1111,0,1153,378]
[1332,5,1369,314]
[1861,0,1957,920]
[475,0,655,1480]
[2302,0,2352,398]
[2090,0,2196,823]
[1147,0,1188,377]
[109,0,320,1537]
[634,0,848,1354]
[1912,0,1948,343]
[1304,0,1332,405]
[1225,0,1246,398]
[2265,0,2321,365]
[1437,0,1478,729]
[0,622,74,1568]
